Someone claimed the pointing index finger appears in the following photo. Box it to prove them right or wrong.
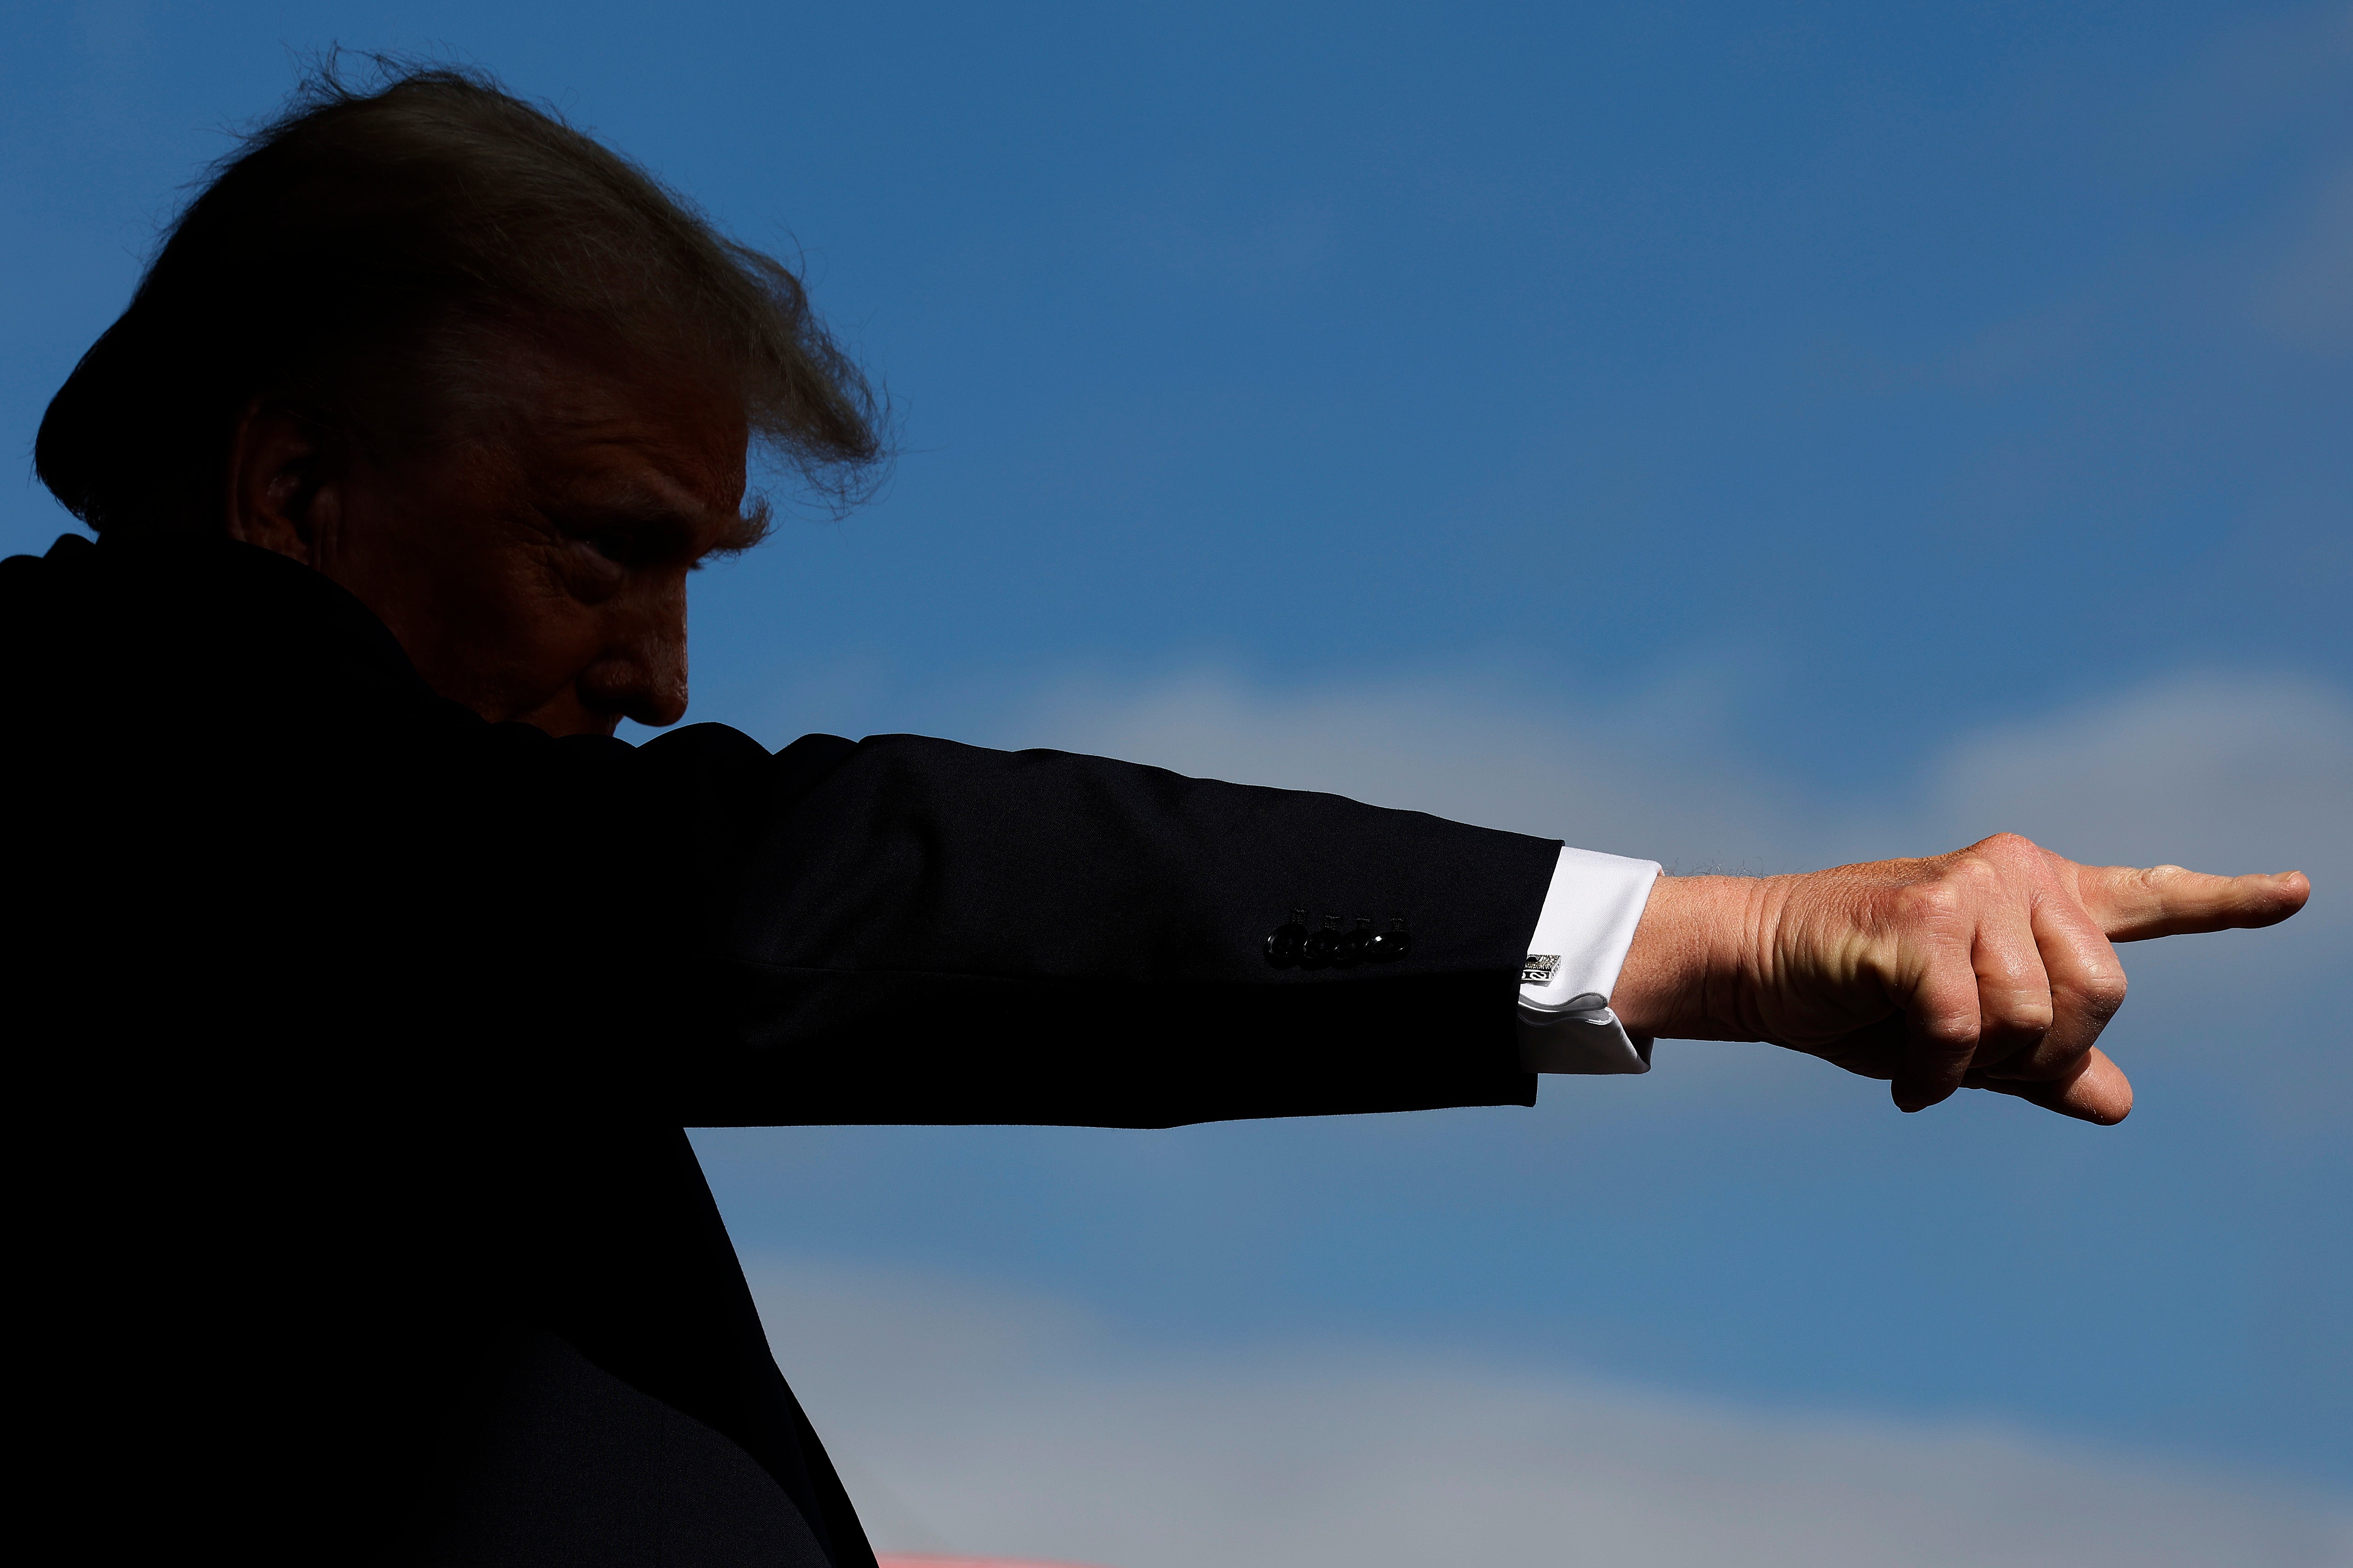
[2073,864,2310,942]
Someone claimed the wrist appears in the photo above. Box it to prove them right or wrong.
[1610,873,1776,1040]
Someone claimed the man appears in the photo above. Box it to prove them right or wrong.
[4,65,2306,1567]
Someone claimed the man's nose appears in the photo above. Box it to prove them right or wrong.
[579,581,690,728]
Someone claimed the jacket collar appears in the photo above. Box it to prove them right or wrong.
[43,528,438,703]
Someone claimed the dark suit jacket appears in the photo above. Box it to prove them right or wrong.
[1,530,1560,1565]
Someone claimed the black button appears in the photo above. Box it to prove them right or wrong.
[1368,916,1411,963]
[1336,917,1373,968]
[1302,913,1344,969]
[1264,908,1309,969]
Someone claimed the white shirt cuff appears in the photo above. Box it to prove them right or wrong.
[1516,846,1662,1076]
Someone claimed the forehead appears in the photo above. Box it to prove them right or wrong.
[466,322,750,509]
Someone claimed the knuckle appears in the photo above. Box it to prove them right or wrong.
[1918,1010,1980,1052]
[1992,997,2056,1035]
[1950,855,2004,894]
[1894,881,1967,926]
[2079,967,2128,1015]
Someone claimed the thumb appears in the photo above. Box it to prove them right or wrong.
[1969,1046,2134,1125]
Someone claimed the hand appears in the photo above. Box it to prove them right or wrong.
[1611,833,2310,1122]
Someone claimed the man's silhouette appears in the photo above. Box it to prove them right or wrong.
[5,64,2306,1567]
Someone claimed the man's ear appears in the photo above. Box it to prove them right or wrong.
[224,398,341,564]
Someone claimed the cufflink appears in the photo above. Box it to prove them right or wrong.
[1302,913,1345,969]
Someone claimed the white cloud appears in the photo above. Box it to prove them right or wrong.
[1894,674,2351,1102]
[701,653,2344,1105]
[961,662,2350,1095]
[2254,162,2353,352]
[758,1259,2353,1568]
[974,663,2353,891]
[720,670,2349,1560]
[1908,672,2353,886]
[972,662,1815,870]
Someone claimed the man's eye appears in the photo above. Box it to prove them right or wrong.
[564,519,688,570]
[566,529,637,569]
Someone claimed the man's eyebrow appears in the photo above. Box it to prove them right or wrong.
[555,491,757,559]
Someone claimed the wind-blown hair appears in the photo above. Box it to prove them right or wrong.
[35,60,883,540]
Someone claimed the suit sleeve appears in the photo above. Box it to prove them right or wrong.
[615,724,1562,1129]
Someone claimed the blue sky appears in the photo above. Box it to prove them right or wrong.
[6,3,2347,1562]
